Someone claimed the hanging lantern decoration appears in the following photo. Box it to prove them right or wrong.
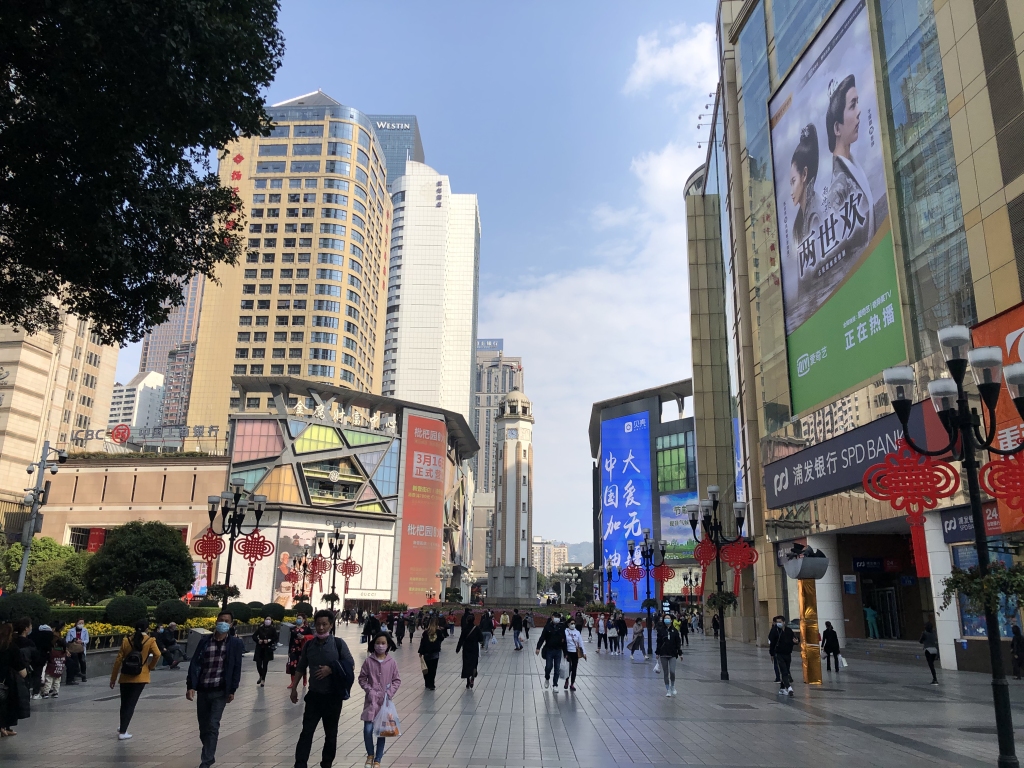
[693,537,716,597]
[233,529,275,589]
[286,569,300,584]
[621,561,645,600]
[862,438,960,578]
[309,553,332,592]
[980,453,1024,510]
[193,527,226,588]
[338,557,363,595]
[651,563,676,599]
[721,538,758,594]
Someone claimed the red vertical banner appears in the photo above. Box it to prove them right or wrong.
[86,528,106,552]
[397,415,447,606]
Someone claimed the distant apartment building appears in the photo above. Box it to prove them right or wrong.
[108,371,165,432]
[161,342,196,428]
[531,537,567,577]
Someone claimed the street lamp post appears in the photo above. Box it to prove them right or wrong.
[880,325,1024,768]
[686,485,747,681]
[291,547,313,604]
[425,587,437,605]
[205,478,268,609]
[629,531,657,656]
[321,522,357,631]
[437,562,454,604]
[17,442,67,592]
[604,559,620,605]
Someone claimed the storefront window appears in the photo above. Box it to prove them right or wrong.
[771,0,840,80]
[879,0,974,361]
[951,543,1020,637]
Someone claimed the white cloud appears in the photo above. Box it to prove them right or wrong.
[623,23,718,96]
[477,21,717,544]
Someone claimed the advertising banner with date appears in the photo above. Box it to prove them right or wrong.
[770,0,905,414]
[397,414,447,605]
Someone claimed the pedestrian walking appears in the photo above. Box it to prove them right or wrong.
[363,612,382,654]
[536,614,566,690]
[597,614,608,652]
[288,615,314,689]
[921,622,940,685]
[767,617,783,682]
[586,614,594,641]
[406,613,417,644]
[628,616,647,660]
[291,610,356,768]
[64,618,89,685]
[712,614,721,639]
[12,619,40,702]
[252,616,279,687]
[28,621,54,697]
[395,614,406,647]
[358,631,400,768]
[511,609,524,650]
[479,611,494,652]
[562,618,585,691]
[615,614,628,655]
[456,616,482,689]
[768,616,799,696]
[0,622,29,737]
[417,617,446,690]
[186,610,244,768]
[656,615,683,696]
[679,614,689,646]
[523,611,532,640]
[40,635,69,699]
[821,621,841,672]
[110,619,161,740]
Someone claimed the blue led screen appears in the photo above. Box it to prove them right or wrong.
[600,411,653,613]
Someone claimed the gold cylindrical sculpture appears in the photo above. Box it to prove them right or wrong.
[798,578,822,685]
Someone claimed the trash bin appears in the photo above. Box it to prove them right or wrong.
[186,627,211,661]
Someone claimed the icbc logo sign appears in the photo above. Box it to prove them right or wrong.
[110,424,131,444]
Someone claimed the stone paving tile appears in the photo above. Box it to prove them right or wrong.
[2,624,1023,767]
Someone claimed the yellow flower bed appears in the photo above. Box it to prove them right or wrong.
[84,621,134,638]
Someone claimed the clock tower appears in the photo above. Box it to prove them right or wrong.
[486,388,537,605]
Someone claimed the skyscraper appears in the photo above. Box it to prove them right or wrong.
[185,91,391,443]
[108,371,165,432]
[366,115,424,187]
[381,161,480,422]
[137,275,205,377]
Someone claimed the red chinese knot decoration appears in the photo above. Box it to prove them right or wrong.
[309,553,331,592]
[980,453,1024,511]
[621,561,645,600]
[721,538,759,593]
[234,529,274,589]
[651,563,676,599]
[338,557,362,594]
[693,537,716,597]
[193,527,225,588]
[862,438,960,578]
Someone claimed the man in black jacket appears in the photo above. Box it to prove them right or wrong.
[511,609,524,650]
[768,615,799,696]
[766,616,783,683]
[186,610,245,768]
[535,614,566,690]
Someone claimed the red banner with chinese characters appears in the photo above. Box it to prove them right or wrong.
[971,302,1024,533]
[397,415,447,606]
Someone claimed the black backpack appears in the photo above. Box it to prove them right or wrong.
[121,635,145,676]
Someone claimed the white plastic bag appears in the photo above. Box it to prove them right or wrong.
[372,694,401,739]
[490,634,497,646]
[839,654,849,668]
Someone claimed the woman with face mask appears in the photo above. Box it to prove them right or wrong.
[287,615,313,689]
[252,616,279,687]
[110,619,161,740]
[455,614,483,689]
[656,616,683,696]
[359,631,401,768]
[562,619,585,691]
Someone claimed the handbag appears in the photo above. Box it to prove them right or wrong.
[372,694,401,739]
[419,655,428,673]
[67,640,85,654]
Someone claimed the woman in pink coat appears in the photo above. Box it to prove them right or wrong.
[358,631,401,768]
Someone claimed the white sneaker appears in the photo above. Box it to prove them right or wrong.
[543,679,549,689]
[665,687,672,697]
[118,733,133,740]
[777,689,786,695]
[31,693,41,700]
[671,686,677,696]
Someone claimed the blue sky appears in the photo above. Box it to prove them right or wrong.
[118,0,720,543]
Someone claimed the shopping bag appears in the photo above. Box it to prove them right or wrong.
[490,634,497,646]
[419,655,428,673]
[839,654,849,668]
[372,694,401,739]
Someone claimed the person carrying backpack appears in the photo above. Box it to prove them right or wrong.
[41,635,69,699]
[110,619,161,740]
[186,610,245,768]
[290,609,355,768]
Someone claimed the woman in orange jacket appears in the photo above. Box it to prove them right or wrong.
[109,619,161,740]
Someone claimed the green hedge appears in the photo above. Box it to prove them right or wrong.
[49,606,107,626]
[189,607,223,618]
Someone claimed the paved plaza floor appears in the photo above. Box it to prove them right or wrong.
[2,622,1023,767]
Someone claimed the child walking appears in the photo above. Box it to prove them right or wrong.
[358,631,401,768]
[41,636,69,698]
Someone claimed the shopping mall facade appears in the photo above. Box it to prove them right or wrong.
[692,0,1024,669]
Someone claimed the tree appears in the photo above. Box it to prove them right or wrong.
[26,550,92,595]
[85,521,194,596]
[41,573,88,604]
[135,579,181,605]
[0,0,285,343]
[2,537,75,590]
[536,572,548,592]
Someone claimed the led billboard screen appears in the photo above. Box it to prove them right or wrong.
[770,0,905,414]
[600,412,653,613]
[397,414,447,606]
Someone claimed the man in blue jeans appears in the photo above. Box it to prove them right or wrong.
[536,613,566,690]
[187,610,244,768]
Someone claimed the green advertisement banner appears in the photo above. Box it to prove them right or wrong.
[786,230,904,412]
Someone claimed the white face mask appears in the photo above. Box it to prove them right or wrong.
[264,619,272,626]
[776,622,785,628]
[76,623,84,629]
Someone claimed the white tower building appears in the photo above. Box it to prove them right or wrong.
[381,161,480,422]
[108,370,165,432]
[487,388,537,604]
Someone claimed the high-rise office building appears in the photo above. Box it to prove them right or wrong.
[381,161,480,421]
[185,91,391,445]
[366,115,424,187]
[138,275,205,377]
[161,342,196,428]
[0,315,117,504]
[108,371,165,432]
